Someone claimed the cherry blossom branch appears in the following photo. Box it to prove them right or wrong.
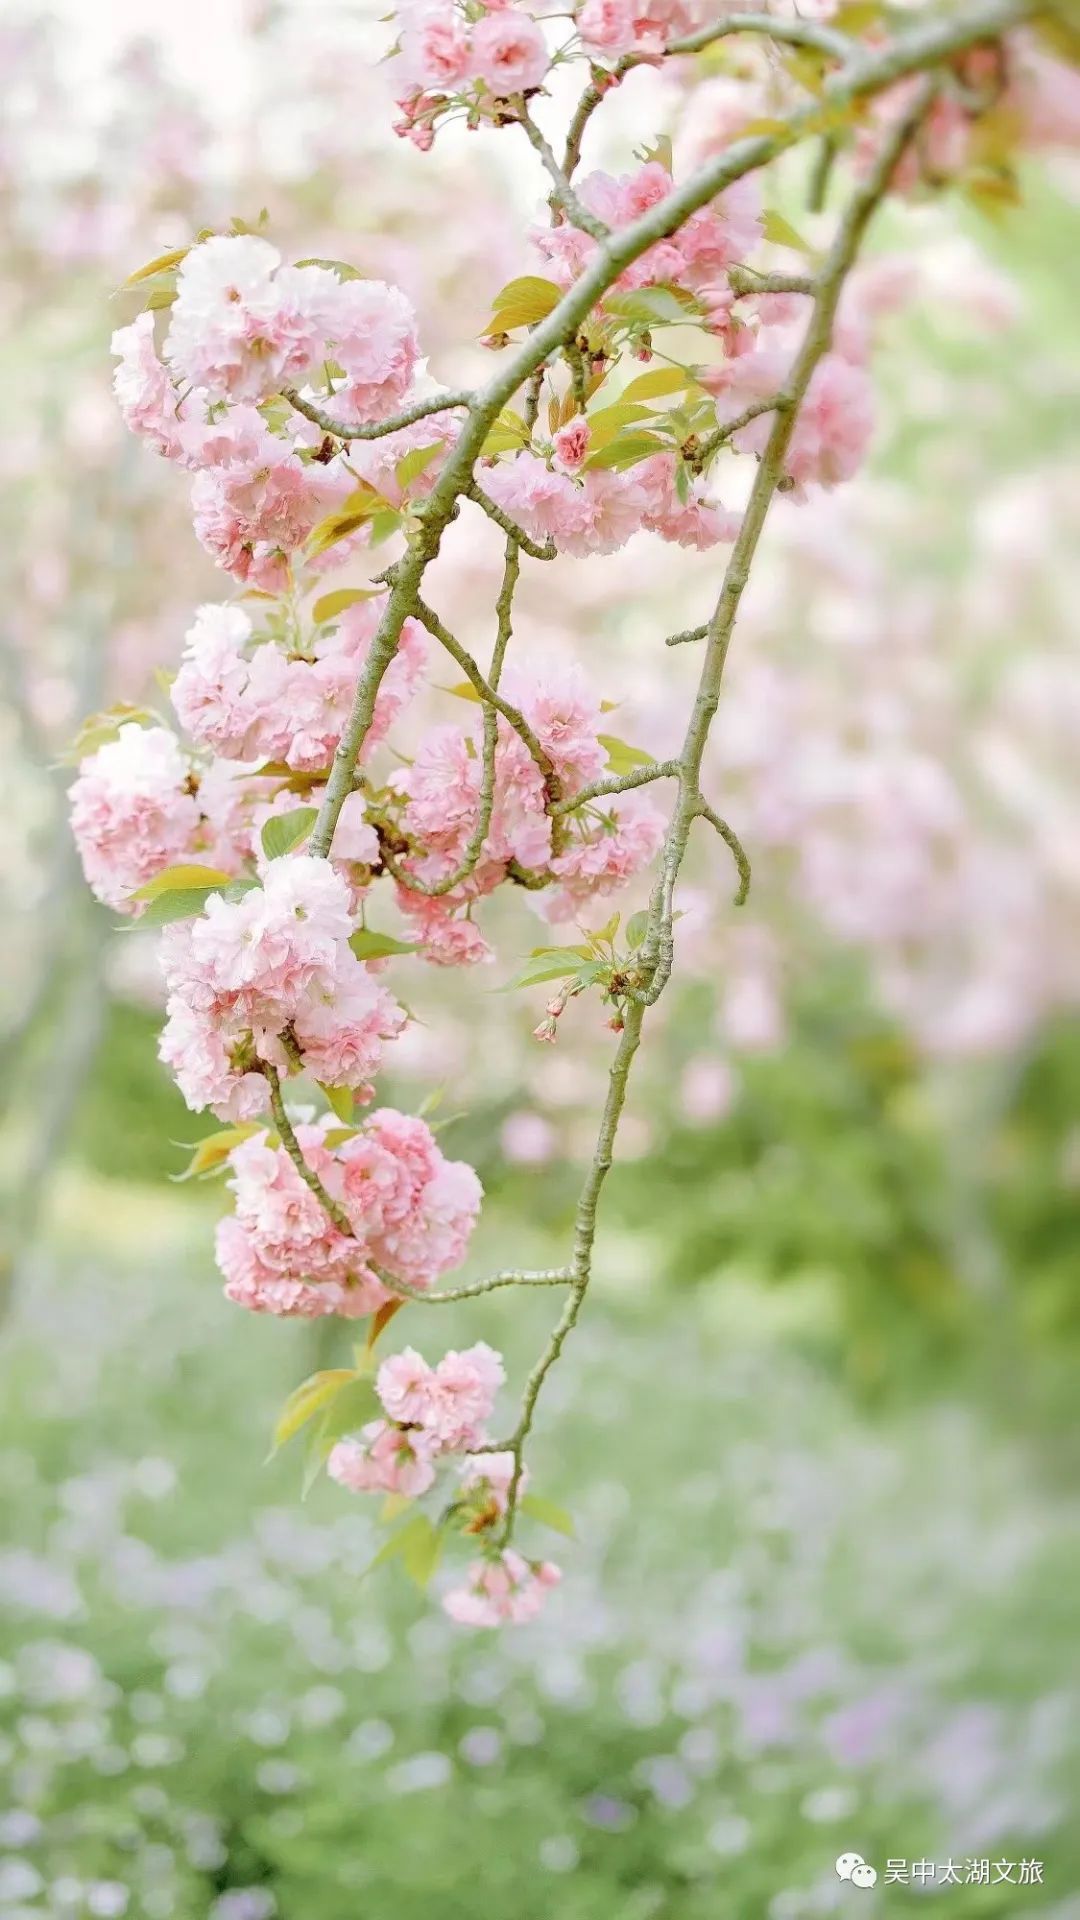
[411,595,562,800]
[693,397,779,470]
[492,74,942,1548]
[304,0,1034,874]
[281,384,472,443]
[377,1267,574,1304]
[514,103,610,239]
[552,759,681,813]
[697,798,752,907]
[727,267,817,297]
[465,481,557,560]
[263,1063,355,1236]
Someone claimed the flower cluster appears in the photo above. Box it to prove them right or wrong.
[217,1112,483,1316]
[328,1342,505,1494]
[391,0,709,148]
[159,857,406,1120]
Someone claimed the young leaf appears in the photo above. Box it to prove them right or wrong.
[133,886,223,927]
[621,365,699,403]
[293,256,364,280]
[402,1513,444,1589]
[171,1123,261,1183]
[395,443,443,493]
[365,1511,430,1577]
[261,807,318,861]
[583,433,666,472]
[311,586,380,623]
[480,409,530,456]
[120,245,190,289]
[485,275,561,333]
[626,909,650,950]
[319,1082,354,1125]
[605,286,702,327]
[349,928,421,961]
[132,863,237,902]
[306,486,388,557]
[315,1374,381,1446]
[598,733,653,774]
[762,209,817,257]
[272,1370,357,1453]
[520,1492,576,1539]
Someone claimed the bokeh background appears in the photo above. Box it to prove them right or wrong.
[2,3,1080,1915]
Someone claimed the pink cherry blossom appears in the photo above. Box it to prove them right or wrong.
[470,12,550,96]
[442,1549,561,1627]
[69,724,201,911]
[111,312,186,459]
[327,1422,437,1498]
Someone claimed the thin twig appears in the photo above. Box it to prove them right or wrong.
[552,759,680,814]
[466,482,557,561]
[264,1064,355,1237]
[516,105,610,239]
[282,384,471,443]
[697,799,751,906]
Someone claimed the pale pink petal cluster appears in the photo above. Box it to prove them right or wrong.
[172,597,426,771]
[158,857,404,1118]
[533,161,761,297]
[377,1339,504,1449]
[70,724,203,911]
[215,1112,482,1315]
[393,1,551,141]
[442,1549,561,1627]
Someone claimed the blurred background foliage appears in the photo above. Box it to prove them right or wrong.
[1,4,1079,1917]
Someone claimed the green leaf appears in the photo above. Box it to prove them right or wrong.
[395,443,443,493]
[132,863,237,901]
[119,245,190,288]
[316,1374,381,1444]
[132,876,259,927]
[311,586,380,623]
[520,1493,576,1539]
[65,702,158,763]
[403,1516,444,1589]
[485,274,562,334]
[442,679,482,703]
[583,433,666,472]
[620,366,698,403]
[349,928,421,961]
[604,286,702,327]
[261,807,318,861]
[365,1511,430,1576]
[319,1082,354,1124]
[134,886,223,927]
[480,408,530,456]
[293,256,365,280]
[500,952,606,993]
[306,486,389,557]
[171,1123,261,1183]
[598,733,653,774]
[581,402,652,450]
[626,910,649,950]
[272,1370,357,1453]
[762,209,817,257]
